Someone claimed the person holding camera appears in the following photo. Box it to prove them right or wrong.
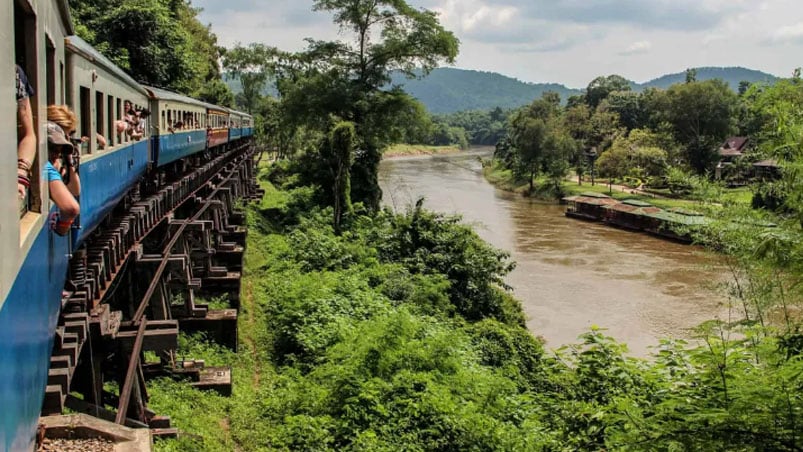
[46,105,81,236]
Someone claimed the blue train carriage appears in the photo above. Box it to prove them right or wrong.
[146,87,209,167]
[1,1,74,450]
[228,108,243,142]
[241,112,254,138]
[64,36,152,246]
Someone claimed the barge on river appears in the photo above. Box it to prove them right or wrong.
[603,199,663,231]
[563,193,619,221]
[563,195,711,244]
[642,208,710,243]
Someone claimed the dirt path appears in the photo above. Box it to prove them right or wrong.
[240,269,260,388]
[571,176,669,199]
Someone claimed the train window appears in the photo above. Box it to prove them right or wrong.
[116,98,122,146]
[15,0,41,218]
[46,37,56,105]
[161,110,166,132]
[60,62,65,104]
[95,91,104,152]
[79,86,90,154]
[107,95,114,148]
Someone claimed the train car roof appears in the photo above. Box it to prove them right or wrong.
[144,86,210,108]
[65,36,148,95]
[226,108,252,119]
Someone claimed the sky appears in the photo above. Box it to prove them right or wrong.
[193,0,803,88]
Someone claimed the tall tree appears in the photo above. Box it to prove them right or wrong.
[508,93,575,191]
[322,122,357,233]
[661,80,737,174]
[601,91,646,131]
[273,0,459,210]
[222,43,277,114]
[585,75,632,109]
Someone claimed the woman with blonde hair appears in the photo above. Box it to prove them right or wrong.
[47,104,77,132]
[45,105,81,236]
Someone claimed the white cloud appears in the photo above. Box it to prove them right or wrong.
[619,40,652,55]
[461,5,517,32]
[194,0,798,87]
[767,22,803,44]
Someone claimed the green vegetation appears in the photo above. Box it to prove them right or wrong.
[223,0,459,211]
[81,1,802,449]
[149,164,803,451]
[69,0,234,105]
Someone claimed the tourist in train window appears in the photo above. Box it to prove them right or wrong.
[44,116,80,236]
[127,107,147,140]
[16,64,37,201]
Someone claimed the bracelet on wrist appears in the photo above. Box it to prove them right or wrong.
[17,158,32,169]
[18,174,30,189]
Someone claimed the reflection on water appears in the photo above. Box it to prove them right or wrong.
[379,149,727,357]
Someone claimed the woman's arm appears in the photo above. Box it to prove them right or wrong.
[65,166,80,197]
[17,97,36,198]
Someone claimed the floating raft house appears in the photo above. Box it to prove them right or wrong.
[603,199,663,231]
[643,208,710,243]
[563,192,619,221]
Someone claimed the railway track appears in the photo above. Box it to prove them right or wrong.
[41,142,263,437]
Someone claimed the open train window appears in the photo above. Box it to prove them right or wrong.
[116,98,121,145]
[79,86,90,154]
[95,91,104,152]
[15,0,41,219]
[107,95,114,148]
[46,36,56,106]
[60,62,65,104]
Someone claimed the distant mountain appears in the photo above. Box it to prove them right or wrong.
[389,68,581,114]
[636,67,779,91]
[224,66,780,115]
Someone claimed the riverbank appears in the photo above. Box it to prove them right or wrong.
[482,161,708,210]
[383,144,462,158]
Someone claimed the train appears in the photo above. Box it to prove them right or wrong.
[1,1,253,449]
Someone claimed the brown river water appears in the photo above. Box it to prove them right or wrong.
[379,149,729,357]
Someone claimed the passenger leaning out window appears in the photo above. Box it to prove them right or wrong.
[16,65,37,200]
[130,108,150,140]
[45,121,81,236]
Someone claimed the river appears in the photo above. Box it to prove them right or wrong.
[379,149,728,357]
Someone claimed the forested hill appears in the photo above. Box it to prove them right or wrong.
[389,66,779,114]
[223,66,780,114]
[639,67,778,91]
[389,68,581,114]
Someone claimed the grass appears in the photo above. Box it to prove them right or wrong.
[483,161,755,213]
[562,180,705,210]
[481,162,531,193]
[384,144,462,158]
[149,178,284,452]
